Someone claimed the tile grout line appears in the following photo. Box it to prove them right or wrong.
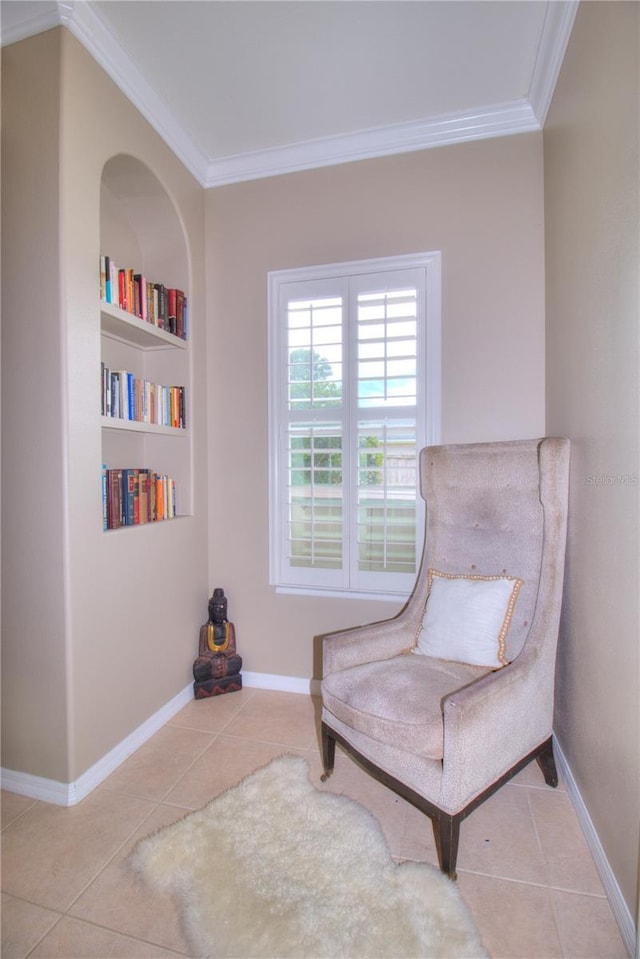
[24,694,306,958]
[53,727,222,936]
[0,796,41,833]
[23,910,190,959]
[526,786,571,959]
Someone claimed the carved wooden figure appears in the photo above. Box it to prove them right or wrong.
[193,588,242,698]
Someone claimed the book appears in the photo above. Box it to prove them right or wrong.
[122,469,135,525]
[149,472,157,521]
[133,274,147,321]
[132,469,140,524]
[171,386,178,428]
[176,289,185,339]
[168,288,177,336]
[118,269,127,311]
[109,372,120,418]
[127,373,135,421]
[102,464,108,530]
[126,269,134,316]
[100,256,107,301]
[109,259,117,304]
[138,470,148,524]
[155,473,164,520]
[107,468,123,529]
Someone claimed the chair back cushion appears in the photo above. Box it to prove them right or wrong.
[418,440,546,661]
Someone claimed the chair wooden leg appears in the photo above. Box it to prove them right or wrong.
[536,737,558,787]
[433,813,461,880]
[320,722,336,782]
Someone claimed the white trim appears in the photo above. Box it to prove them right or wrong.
[529,1,580,126]
[0,1,61,45]
[268,253,440,596]
[0,0,210,184]
[275,584,409,604]
[243,671,317,696]
[204,101,539,187]
[0,768,75,808]
[0,674,322,807]
[63,1,208,184]
[554,737,637,958]
[0,683,193,807]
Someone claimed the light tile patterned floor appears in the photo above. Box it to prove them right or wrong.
[1,688,629,958]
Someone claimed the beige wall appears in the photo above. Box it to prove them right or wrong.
[59,34,209,780]
[205,134,546,681]
[1,30,209,782]
[545,0,640,925]
[1,30,69,778]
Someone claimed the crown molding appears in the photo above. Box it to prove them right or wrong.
[60,1,210,184]
[0,0,209,184]
[2,0,577,188]
[528,0,580,125]
[204,100,540,187]
[0,0,61,45]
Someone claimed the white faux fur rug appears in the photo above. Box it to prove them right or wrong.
[130,755,487,959]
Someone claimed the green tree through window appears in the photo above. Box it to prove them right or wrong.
[288,348,341,408]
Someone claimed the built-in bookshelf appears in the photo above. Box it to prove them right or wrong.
[100,155,191,530]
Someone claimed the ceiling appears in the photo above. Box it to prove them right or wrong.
[1,0,578,187]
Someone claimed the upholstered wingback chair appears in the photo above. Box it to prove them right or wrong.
[320,438,570,878]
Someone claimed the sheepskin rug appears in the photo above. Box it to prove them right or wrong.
[130,754,487,958]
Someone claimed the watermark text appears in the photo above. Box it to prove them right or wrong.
[585,473,638,487]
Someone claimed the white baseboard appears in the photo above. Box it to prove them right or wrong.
[243,670,321,697]
[0,671,320,808]
[553,736,637,958]
[242,670,309,694]
[1,683,194,807]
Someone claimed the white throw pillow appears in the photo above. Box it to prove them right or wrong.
[413,569,524,668]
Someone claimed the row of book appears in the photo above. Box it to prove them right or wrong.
[103,466,177,530]
[101,364,186,429]
[100,255,188,340]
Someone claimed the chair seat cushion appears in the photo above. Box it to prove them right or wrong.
[322,655,491,760]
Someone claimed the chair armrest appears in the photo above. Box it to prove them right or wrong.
[440,646,554,812]
[322,612,417,677]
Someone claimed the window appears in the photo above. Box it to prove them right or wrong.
[268,253,441,598]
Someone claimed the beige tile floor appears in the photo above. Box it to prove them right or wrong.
[1,688,629,959]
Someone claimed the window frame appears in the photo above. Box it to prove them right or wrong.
[268,252,441,599]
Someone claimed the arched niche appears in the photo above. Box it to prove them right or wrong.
[100,154,188,293]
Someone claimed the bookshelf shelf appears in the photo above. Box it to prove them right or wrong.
[103,514,187,534]
[101,416,190,437]
[101,301,187,350]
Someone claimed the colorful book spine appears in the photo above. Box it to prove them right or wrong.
[100,368,186,429]
[102,464,108,531]
[103,467,179,528]
[101,258,187,342]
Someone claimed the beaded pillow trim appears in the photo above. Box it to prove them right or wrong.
[415,569,524,668]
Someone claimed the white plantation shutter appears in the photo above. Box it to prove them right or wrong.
[269,253,440,597]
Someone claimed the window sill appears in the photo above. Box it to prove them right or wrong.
[274,585,410,603]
